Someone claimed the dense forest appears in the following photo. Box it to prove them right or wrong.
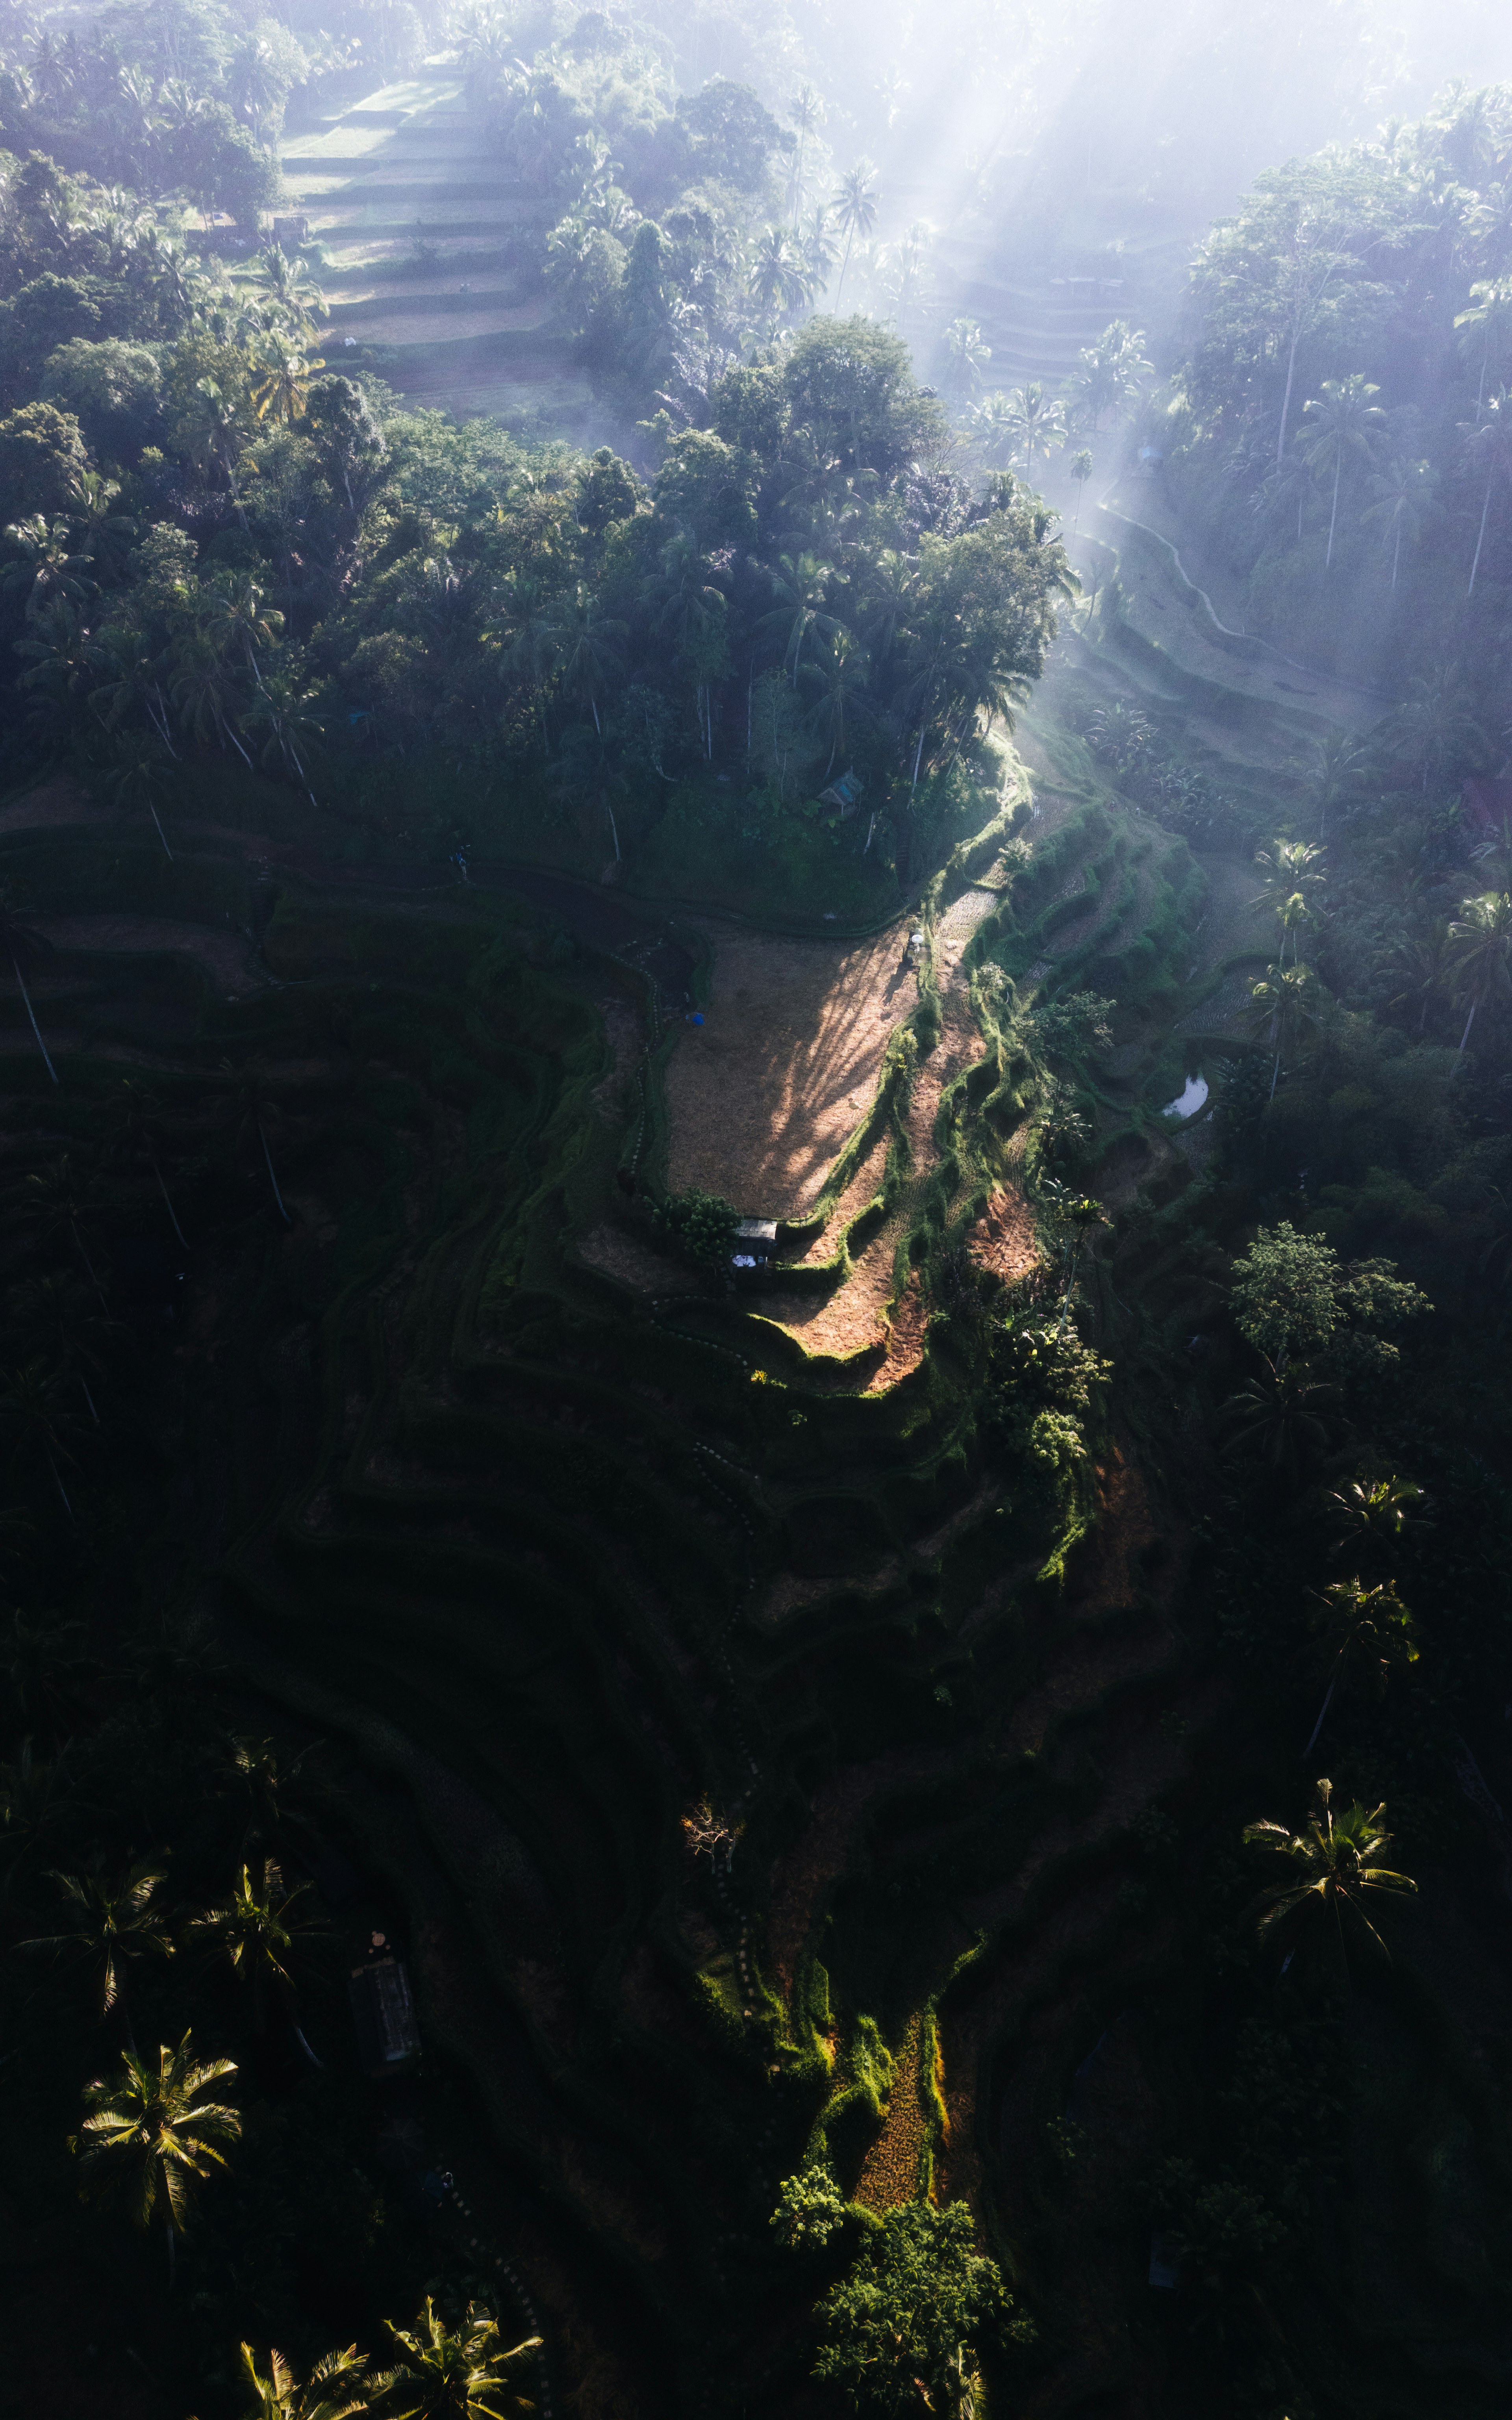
[4,2,1512,2418]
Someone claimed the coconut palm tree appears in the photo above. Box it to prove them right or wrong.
[71,2033,240,2284]
[750,225,810,324]
[1328,1474,1425,1569]
[1303,1577,1418,1754]
[188,1856,328,2058]
[787,83,825,225]
[1361,456,1438,590]
[1002,381,1067,485]
[1447,888,1512,1059]
[0,885,59,1084]
[0,516,96,618]
[22,1861,173,2047]
[240,671,323,805]
[104,739,176,861]
[939,318,991,402]
[1299,375,1387,569]
[1455,276,1512,412]
[238,2341,381,2420]
[1309,730,1370,839]
[1243,1778,1415,1990]
[547,587,624,736]
[1245,960,1325,1098]
[1461,386,1512,594]
[1382,666,1485,796]
[801,627,871,778]
[384,2299,541,2420]
[251,335,326,429]
[1221,1359,1340,1485]
[1068,447,1093,529]
[758,549,837,686]
[832,159,878,309]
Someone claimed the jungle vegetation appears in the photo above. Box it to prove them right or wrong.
[3,6,1512,2420]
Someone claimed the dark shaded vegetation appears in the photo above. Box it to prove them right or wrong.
[4,8,1512,2418]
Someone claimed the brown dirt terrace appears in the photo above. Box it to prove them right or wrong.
[664,925,913,1219]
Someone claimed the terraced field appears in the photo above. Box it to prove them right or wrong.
[281,71,587,425]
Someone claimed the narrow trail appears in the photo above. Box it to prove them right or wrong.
[854,2015,926,2210]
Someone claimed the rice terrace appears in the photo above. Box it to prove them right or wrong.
[3,6,1512,2420]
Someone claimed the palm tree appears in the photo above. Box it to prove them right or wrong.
[1,515,95,618]
[22,1861,173,2047]
[1303,1576,1419,1753]
[1382,666,1485,796]
[1068,447,1093,529]
[1249,837,1325,947]
[384,2299,541,2420]
[1245,960,1325,1097]
[219,1735,320,1857]
[241,672,323,805]
[1361,456,1438,590]
[0,885,59,1084]
[1242,1778,1416,1992]
[1299,376,1386,569]
[251,336,326,429]
[1460,386,1512,594]
[204,572,284,689]
[758,549,836,686]
[831,159,879,309]
[1454,275,1512,412]
[188,1856,328,2058]
[1309,731,1370,840]
[65,470,136,579]
[960,389,1018,471]
[801,627,871,778]
[787,83,825,225]
[547,588,624,736]
[1329,1473,1423,1563]
[939,318,991,402]
[1447,889,1512,1059]
[1221,1359,1339,1485]
[1003,382,1067,485]
[238,2341,380,2420]
[750,225,810,323]
[244,243,328,338]
[71,2033,240,2283]
[104,739,176,861]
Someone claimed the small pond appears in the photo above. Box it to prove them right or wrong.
[1163,1073,1209,1120]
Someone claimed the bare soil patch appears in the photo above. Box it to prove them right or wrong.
[970,1189,1040,1286]
[665,925,912,1217]
[32,914,261,995]
[577,1225,700,1297]
[0,779,115,835]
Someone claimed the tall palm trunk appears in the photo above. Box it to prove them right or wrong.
[258,1122,290,1223]
[1468,471,1495,595]
[1456,997,1478,1061]
[11,953,58,1084]
[1326,453,1341,567]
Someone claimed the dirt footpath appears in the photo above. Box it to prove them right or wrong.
[665,925,914,1217]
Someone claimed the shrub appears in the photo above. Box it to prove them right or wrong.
[653,1186,738,1269]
